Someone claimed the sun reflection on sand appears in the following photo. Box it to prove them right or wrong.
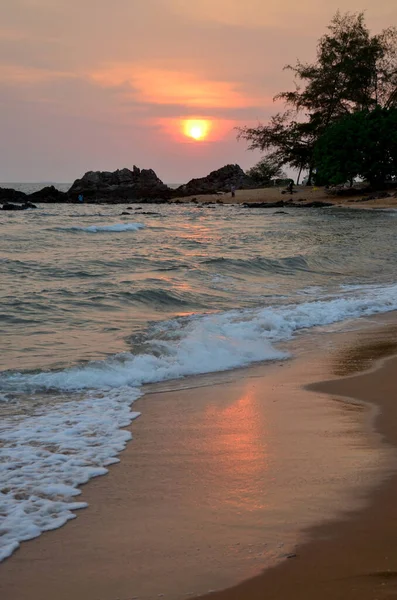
[204,382,270,510]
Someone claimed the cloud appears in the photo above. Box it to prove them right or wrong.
[167,0,395,29]
[89,64,262,109]
[0,65,75,84]
[1,0,397,181]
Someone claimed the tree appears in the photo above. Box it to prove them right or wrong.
[314,107,397,186]
[238,12,397,184]
[246,157,286,185]
[240,113,316,183]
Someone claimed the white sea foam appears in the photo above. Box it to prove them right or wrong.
[3,282,397,394]
[2,282,397,560]
[60,222,145,233]
[0,388,141,561]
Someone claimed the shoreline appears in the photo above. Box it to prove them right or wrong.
[3,184,397,210]
[195,332,397,600]
[171,185,397,209]
[2,316,397,599]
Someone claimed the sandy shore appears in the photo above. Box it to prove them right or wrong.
[172,185,397,209]
[1,317,397,599]
[197,326,397,600]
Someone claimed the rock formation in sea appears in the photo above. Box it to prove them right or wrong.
[0,188,27,202]
[28,186,68,203]
[1,201,37,210]
[68,166,172,202]
[175,164,256,196]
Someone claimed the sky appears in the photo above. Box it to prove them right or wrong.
[1,1,396,184]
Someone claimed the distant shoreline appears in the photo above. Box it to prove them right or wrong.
[2,178,397,211]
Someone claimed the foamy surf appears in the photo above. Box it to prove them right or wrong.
[2,286,397,560]
[3,282,397,394]
[0,388,141,562]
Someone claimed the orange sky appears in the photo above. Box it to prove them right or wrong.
[1,0,396,183]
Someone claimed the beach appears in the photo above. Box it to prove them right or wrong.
[199,321,397,600]
[3,2,397,597]
[2,200,397,599]
[173,184,397,209]
[2,314,397,600]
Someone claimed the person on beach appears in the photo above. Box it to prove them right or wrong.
[230,184,236,198]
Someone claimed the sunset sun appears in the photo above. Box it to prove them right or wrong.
[183,119,210,141]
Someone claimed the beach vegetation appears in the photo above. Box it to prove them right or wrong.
[239,11,397,186]
[314,106,397,187]
[246,156,286,185]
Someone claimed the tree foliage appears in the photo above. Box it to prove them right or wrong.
[314,107,397,186]
[238,12,397,184]
[246,156,286,185]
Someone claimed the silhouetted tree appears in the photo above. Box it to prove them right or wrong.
[238,12,397,184]
[314,107,397,186]
[246,156,286,185]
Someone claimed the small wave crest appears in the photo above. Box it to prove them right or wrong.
[203,255,312,275]
[55,222,145,233]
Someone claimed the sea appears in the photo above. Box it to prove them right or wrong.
[1,182,397,563]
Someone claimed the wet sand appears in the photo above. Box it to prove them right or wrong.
[197,327,397,600]
[1,318,397,600]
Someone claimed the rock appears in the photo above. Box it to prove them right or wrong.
[2,201,37,210]
[243,200,285,208]
[28,185,67,203]
[362,191,391,201]
[303,200,333,207]
[0,187,27,202]
[328,183,371,196]
[243,200,333,209]
[68,166,171,202]
[120,211,130,215]
[2,202,25,210]
[175,165,256,197]
[274,210,289,214]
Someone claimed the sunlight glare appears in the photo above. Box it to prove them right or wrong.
[183,119,211,141]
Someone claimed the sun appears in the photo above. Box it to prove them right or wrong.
[190,125,204,140]
[183,119,210,141]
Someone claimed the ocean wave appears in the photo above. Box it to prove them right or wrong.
[55,222,145,233]
[2,282,397,561]
[3,282,397,394]
[121,288,203,308]
[203,255,319,276]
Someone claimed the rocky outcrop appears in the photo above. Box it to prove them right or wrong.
[28,185,67,203]
[243,200,333,208]
[0,187,27,202]
[2,201,37,210]
[175,164,256,197]
[68,166,171,202]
